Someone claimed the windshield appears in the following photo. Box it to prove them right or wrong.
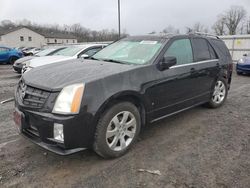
[52,46,83,57]
[35,48,57,56]
[93,39,163,65]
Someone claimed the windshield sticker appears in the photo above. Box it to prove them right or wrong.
[140,41,158,45]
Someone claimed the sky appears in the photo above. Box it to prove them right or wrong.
[0,0,250,35]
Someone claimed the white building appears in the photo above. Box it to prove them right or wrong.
[0,26,77,48]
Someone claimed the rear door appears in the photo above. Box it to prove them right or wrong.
[190,37,220,103]
[0,47,10,62]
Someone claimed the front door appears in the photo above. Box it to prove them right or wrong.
[145,37,202,122]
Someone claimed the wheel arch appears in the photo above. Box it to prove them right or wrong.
[94,91,147,127]
[8,55,19,63]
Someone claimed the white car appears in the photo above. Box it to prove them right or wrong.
[22,44,107,74]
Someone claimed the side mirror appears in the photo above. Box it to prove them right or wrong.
[79,54,89,59]
[158,56,177,71]
[243,54,248,57]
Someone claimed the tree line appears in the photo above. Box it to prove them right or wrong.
[161,6,250,36]
[0,19,128,42]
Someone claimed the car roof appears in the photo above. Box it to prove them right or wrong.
[126,33,221,41]
[73,43,108,48]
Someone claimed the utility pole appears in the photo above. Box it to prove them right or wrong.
[118,0,121,39]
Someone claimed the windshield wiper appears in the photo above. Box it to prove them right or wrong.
[101,58,127,65]
[88,57,100,61]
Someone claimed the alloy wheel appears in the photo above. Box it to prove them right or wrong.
[106,111,137,151]
[212,80,226,104]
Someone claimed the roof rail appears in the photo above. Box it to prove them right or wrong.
[190,32,220,39]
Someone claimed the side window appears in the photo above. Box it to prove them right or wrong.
[0,47,8,53]
[192,38,211,62]
[208,43,217,59]
[84,47,102,57]
[164,39,193,65]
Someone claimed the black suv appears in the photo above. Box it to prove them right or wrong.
[14,34,233,158]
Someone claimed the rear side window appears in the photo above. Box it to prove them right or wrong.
[210,39,231,58]
[208,43,217,59]
[164,39,193,65]
[192,38,211,62]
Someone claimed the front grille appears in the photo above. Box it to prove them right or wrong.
[18,83,50,108]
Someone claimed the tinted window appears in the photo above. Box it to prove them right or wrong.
[210,39,231,58]
[192,38,211,62]
[208,43,217,59]
[164,39,193,65]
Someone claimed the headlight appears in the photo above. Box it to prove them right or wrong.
[25,60,31,66]
[53,83,85,114]
[238,59,244,64]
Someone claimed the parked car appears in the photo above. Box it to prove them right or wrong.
[236,53,250,75]
[13,47,66,73]
[14,34,233,158]
[24,48,42,56]
[21,44,107,74]
[0,46,23,64]
[22,47,36,56]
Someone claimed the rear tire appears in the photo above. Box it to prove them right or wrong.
[207,78,228,108]
[93,102,141,159]
[237,71,242,75]
[9,56,18,65]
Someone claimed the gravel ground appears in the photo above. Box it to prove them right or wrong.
[0,64,249,188]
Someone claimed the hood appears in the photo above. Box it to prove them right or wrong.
[23,59,136,91]
[15,56,34,65]
[243,57,250,64]
[29,56,75,68]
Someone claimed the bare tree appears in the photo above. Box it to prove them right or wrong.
[224,6,247,35]
[162,25,180,34]
[247,18,250,34]
[186,22,209,33]
[0,20,15,28]
[213,15,226,35]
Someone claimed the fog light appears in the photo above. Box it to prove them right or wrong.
[54,123,64,142]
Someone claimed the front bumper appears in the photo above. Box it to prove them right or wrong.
[236,63,250,73]
[15,96,96,155]
[22,128,86,155]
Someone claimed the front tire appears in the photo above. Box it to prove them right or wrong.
[207,78,228,108]
[93,102,141,158]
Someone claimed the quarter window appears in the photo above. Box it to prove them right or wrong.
[164,39,193,65]
[192,38,211,62]
[208,43,218,59]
